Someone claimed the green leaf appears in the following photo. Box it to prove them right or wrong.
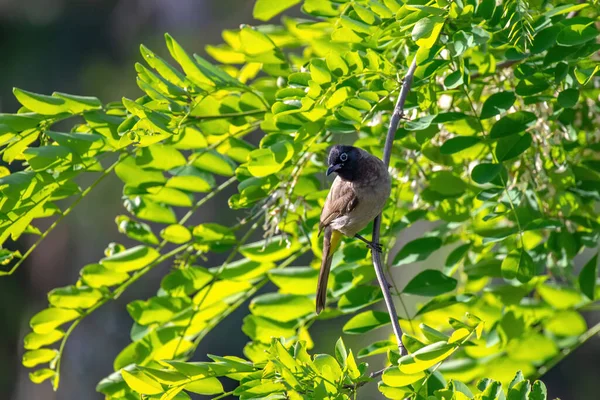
[326,52,349,76]
[405,115,435,131]
[516,74,550,96]
[440,136,481,155]
[574,64,600,85]
[313,354,342,388]
[530,381,548,400]
[240,236,303,262]
[382,368,425,388]
[192,223,236,252]
[507,380,531,400]
[185,377,224,395]
[192,150,236,176]
[115,156,166,188]
[506,333,558,363]
[481,92,516,119]
[557,88,579,109]
[52,92,102,113]
[495,133,532,162]
[394,237,442,266]
[429,171,467,197]
[544,3,589,17]
[268,267,318,295]
[444,70,463,89]
[357,340,395,358]
[23,145,72,171]
[30,308,80,334]
[415,294,476,316]
[501,249,535,283]
[140,44,187,87]
[214,258,274,281]
[326,87,351,108]
[13,88,70,115]
[161,267,213,297]
[402,270,457,296]
[489,111,536,138]
[136,144,186,171]
[472,163,503,184]
[47,130,104,156]
[378,383,410,400]
[532,26,562,54]
[250,293,313,323]
[165,34,215,88]
[167,165,215,193]
[498,310,525,343]
[538,284,585,309]
[48,286,103,309]
[544,310,587,336]
[127,297,190,325]
[412,17,444,49]
[29,368,55,384]
[398,342,457,374]
[334,337,348,366]
[445,243,470,268]
[247,141,294,177]
[22,349,58,368]
[116,215,160,245]
[243,315,296,342]
[579,254,598,300]
[124,196,178,224]
[253,0,300,21]
[343,310,390,334]
[24,330,64,350]
[100,245,160,272]
[160,224,192,244]
[80,263,129,288]
[338,285,383,313]
[557,19,599,46]
[121,369,163,395]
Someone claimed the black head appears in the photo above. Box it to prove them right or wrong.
[326,145,361,181]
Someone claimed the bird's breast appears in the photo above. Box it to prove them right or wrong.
[331,179,390,237]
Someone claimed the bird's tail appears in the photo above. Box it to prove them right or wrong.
[316,227,342,314]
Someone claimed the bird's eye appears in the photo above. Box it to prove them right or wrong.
[340,152,348,162]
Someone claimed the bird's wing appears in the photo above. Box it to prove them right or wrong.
[319,178,358,234]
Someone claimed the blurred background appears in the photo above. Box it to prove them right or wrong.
[0,1,598,399]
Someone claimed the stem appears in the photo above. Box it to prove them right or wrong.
[371,57,418,356]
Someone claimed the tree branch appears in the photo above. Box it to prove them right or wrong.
[371,57,418,356]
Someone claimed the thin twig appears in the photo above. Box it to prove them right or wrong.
[371,57,418,356]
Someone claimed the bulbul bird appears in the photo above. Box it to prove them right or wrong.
[316,145,391,314]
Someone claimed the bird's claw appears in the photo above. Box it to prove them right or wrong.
[366,242,383,253]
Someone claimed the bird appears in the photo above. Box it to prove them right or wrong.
[316,145,391,314]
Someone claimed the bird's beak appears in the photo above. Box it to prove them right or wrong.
[326,164,342,176]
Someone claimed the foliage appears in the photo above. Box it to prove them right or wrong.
[1,0,599,398]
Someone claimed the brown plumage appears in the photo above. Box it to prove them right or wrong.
[316,145,391,314]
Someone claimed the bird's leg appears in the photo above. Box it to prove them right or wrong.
[354,234,383,253]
